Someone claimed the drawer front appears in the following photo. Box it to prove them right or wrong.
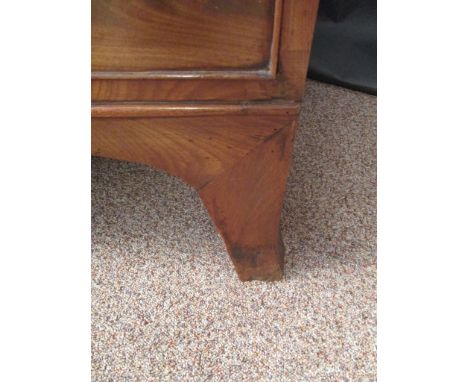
[92,0,319,102]
[92,0,279,76]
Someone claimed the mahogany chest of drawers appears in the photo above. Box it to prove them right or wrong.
[92,0,319,281]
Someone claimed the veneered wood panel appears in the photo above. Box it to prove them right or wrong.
[91,114,292,188]
[91,77,278,102]
[91,0,320,102]
[199,119,298,280]
[92,0,276,73]
[92,112,298,280]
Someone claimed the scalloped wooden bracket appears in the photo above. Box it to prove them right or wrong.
[92,104,298,280]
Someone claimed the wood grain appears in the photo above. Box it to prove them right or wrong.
[92,112,297,280]
[91,101,299,118]
[277,0,321,99]
[92,0,276,73]
[92,114,293,189]
[200,119,297,281]
[91,77,277,102]
[91,0,319,102]
[91,0,320,280]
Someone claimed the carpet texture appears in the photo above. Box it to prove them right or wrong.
[92,81,377,381]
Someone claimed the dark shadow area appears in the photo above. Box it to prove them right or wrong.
[308,0,377,95]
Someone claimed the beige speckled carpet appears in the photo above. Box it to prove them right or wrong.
[92,81,377,381]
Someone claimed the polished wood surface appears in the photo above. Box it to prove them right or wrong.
[92,113,295,189]
[92,77,276,102]
[92,113,298,280]
[200,119,297,280]
[92,0,319,102]
[91,0,320,280]
[91,101,299,118]
[92,0,277,73]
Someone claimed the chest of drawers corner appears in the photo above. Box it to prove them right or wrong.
[92,0,320,281]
